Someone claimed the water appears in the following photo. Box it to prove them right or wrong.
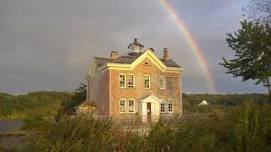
[0,120,24,132]
[0,120,25,151]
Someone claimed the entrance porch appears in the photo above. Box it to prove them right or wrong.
[140,95,162,123]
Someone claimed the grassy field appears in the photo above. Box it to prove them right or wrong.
[21,103,271,152]
[182,93,269,112]
[0,92,270,151]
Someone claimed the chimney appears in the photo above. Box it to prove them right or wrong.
[110,51,119,59]
[163,48,169,61]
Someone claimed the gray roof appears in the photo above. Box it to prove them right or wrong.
[162,59,181,68]
[94,53,181,68]
[128,38,144,48]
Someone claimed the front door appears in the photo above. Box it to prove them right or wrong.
[147,103,151,123]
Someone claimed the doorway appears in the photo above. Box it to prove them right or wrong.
[147,102,151,123]
[141,95,162,123]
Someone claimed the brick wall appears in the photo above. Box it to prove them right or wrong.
[88,69,110,116]
[110,58,182,118]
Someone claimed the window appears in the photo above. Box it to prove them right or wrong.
[166,77,173,90]
[119,99,126,113]
[119,74,126,88]
[144,62,150,66]
[160,102,166,113]
[128,99,135,113]
[159,76,165,89]
[144,75,150,89]
[127,74,135,88]
[168,100,173,113]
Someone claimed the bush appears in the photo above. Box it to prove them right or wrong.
[0,92,72,120]
[22,115,51,131]
[28,103,271,152]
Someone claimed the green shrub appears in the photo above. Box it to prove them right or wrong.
[27,103,271,152]
[0,92,72,120]
[22,115,51,131]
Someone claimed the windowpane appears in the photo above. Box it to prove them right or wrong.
[160,76,165,89]
[128,99,135,112]
[119,74,126,88]
[119,99,126,113]
[144,75,150,88]
[168,100,173,112]
[160,103,165,112]
[166,77,173,90]
[127,75,135,88]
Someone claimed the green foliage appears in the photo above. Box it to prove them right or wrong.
[178,103,271,152]
[0,91,72,120]
[45,117,113,151]
[221,20,271,100]
[27,103,271,152]
[230,103,271,151]
[29,117,114,152]
[183,93,269,113]
[22,115,51,131]
[61,83,86,113]
[245,0,271,23]
[54,84,86,122]
[1,91,271,151]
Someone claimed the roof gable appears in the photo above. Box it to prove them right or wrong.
[87,49,183,78]
[107,49,183,72]
[142,95,162,102]
[131,49,168,70]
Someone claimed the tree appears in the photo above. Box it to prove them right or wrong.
[55,83,86,121]
[221,20,271,102]
[244,0,271,23]
[63,83,86,112]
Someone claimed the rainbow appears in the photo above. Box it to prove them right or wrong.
[159,0,216,93]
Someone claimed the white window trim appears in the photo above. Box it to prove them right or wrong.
[168,99,174,113]
[159,76,165,89]
[160,101,166,113]
[128,98,136,113]
[119,98,126,114]
[144,75,151,89]
[119,73,126,88]
[127,74,135,88]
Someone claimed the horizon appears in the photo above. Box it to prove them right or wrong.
[1,89,268,96]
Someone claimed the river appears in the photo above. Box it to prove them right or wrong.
[0,120,25,151]
[0,120,24,132]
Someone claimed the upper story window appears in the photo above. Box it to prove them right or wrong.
[119,99,126,113]
[127,74,135,88]
[119,74,126,88]
[168,99,173,113]
[128,99,135,113]
[159,76,165,89]
[144,75,151,89]
[166,77,173,90]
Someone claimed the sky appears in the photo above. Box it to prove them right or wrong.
[0,0,267,94]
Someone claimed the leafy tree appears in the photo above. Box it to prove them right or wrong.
[244,0,271,23]
[221,20,271,101]
[60,83,87,113]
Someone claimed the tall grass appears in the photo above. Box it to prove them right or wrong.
[23,103,271,152]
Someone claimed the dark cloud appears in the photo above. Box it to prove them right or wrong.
[0,0,266,94]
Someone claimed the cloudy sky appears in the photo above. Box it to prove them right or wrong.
[0,0,267,94]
